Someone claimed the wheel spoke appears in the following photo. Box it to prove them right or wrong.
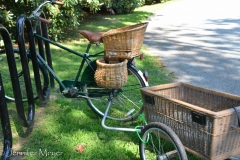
[139,122,188,160]
[85,65,147,122]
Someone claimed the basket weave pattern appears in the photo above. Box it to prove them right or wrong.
[102,22,148,59]
[94,58,128,89]
[140,83,240,160]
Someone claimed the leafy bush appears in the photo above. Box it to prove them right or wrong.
[43,0,86,41]
[145,0,162,5]
[0,0,103,41]
[0,8,14,28]
[0,0,150,40]
[0,1,28,38]
[110,0,144,14]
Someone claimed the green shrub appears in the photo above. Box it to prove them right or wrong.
[145,0,162,5]
[110,0,143,14]
[0,0,102,41]
[0,8,14,28]
[0,0,150,40]
[43,0,86,41]
[0,1,28,38]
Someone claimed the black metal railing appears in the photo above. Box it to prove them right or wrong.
[0,24,35,160]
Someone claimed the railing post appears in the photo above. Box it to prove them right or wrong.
[36,21,46,60]
[0,25,13,160]
[0,74,12,160]
[1,21,35,127]
[41,14,55,88]
[16,15,44,102]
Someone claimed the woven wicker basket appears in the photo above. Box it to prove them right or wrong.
[102,22,148,59]
[140,83,240,160]
[94,58,128,89]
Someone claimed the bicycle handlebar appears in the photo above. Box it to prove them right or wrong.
[38,17,53,24]
[28,0,64,24]
[53,0,64,5]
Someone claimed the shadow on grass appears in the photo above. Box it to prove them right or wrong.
[19,95,141,160]
[3,101,35,140]
[8,109,34,139]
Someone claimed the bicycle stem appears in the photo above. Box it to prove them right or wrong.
[28,0,64,24]
[28,1,51,20]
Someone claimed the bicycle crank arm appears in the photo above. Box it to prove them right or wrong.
[77,94,101,101]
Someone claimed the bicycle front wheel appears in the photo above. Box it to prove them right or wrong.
[139,122,188,160]
[84,64,148,122]
[0,49,49,102]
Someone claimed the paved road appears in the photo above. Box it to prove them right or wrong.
[144,0,240,96]
[144,0,240,159]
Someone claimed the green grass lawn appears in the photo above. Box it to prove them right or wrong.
[1,0,200,159]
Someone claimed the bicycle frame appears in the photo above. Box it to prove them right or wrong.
[16,11,146,99]
[36,35,105,92]
[16,15,116,99]
[15,0,149,133]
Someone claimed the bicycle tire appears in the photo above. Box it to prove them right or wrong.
[0,49,49,102]
[83,63,148,122]
[139,122,188,160]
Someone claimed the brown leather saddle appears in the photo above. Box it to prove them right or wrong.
[80,30,105,43]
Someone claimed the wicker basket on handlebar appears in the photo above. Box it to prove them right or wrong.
[102,22,148,59]
[94,58,128,89]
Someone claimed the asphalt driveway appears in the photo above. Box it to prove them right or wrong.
[144,0,240,96]
[143,0,240,159]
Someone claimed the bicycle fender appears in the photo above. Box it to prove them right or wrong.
[128,62,149,87]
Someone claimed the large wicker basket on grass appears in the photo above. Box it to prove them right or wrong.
[140,83,240,160]
[94,58,128,89]
[102,22,148,59]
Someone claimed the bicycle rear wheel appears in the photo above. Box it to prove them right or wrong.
[0,49,49,102]
[139,122,188,160]
[83,63,148,122]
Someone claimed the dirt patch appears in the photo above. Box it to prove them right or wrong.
[1,94,57,160]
